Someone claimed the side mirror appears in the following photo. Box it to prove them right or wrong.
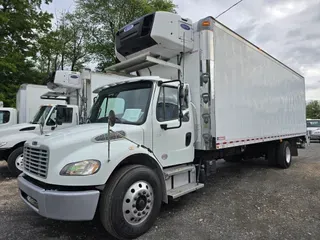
[93,96,97,103]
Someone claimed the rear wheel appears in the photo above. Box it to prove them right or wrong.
[99,164,162,240]
[7,146,24,177]
[277,141,291,169]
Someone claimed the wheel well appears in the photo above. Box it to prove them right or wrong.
[13,142,25,149]
[108,154,168,203]
[2,142,25,160]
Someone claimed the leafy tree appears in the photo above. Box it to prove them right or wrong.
[0,0,53,107]
[306,101,320,119]
[36,10,90,72]
[64,10,90,71]
[0,0,53,76]
[75,0,176,71]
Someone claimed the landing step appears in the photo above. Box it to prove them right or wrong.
[167,183,204,199]
[164,165,194,177]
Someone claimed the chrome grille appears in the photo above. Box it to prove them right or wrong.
[23,146,49,178]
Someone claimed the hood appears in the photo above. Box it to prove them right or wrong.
[0,123,39,136]
[27,123,145,150]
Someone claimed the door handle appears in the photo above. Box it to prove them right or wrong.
[185,132,192,146]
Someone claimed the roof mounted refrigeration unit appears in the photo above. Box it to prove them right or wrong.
[110,11,194,75]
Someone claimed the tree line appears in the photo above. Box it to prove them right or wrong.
[0,0,176,107]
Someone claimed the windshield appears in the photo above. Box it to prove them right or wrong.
[89,81,153,125]
[0,110,10,124]
[306,120,320,128]
[31,106,52,124]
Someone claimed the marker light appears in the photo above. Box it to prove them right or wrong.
[202,21,211,26]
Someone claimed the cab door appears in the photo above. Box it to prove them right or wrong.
[45,105,75,132]
[152,84,194,167]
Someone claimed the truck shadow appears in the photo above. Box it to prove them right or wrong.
[32,216,116,240]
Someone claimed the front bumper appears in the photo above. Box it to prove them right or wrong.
[18,174,100,221]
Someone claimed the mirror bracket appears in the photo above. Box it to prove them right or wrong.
[160,124,168,130]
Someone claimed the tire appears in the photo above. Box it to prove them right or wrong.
[7,146,24,177]
[99,164,162,240]
[277,141,291,169]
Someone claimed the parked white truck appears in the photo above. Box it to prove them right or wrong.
[0,84,65,128]
[18,11,307,239]
[0,70,128,176]
[306,118,320,142]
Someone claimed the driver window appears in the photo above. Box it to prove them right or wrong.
[156,86,179,122]
[46,107,73,126]
[0,111,10,124]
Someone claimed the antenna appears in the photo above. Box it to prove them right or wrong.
[216,0,244,19]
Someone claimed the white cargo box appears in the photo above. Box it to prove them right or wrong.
[16,84,67,124]
[188,18,306,150]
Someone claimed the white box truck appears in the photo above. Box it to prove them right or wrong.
[0,84,65,128]
[18,12,307,239]
[0,70,129,176]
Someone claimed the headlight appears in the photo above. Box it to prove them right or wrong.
[60,160,101,176]
[0,142,7,147]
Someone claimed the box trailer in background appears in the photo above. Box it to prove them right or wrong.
[18,11,307,240]
[16,84,67,124]
[0,85,66,128]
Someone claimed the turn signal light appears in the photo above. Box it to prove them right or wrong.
[202,21,210,26]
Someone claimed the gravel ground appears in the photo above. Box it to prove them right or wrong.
[0,143,319,240]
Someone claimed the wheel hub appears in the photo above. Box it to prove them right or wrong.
[136,196,147,211]
[15,154,24,171]
[123,181,154,226]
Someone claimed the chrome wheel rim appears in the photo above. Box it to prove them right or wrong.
[285,146,291,164]
[16,154,24,171]
[122,181,154,225]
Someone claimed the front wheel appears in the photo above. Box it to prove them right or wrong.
[99,164,162,240]
[7,146,24,177]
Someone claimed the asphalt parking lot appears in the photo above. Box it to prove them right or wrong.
[0,143,319,240]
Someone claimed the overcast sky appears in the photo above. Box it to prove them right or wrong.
[41,0,320,100]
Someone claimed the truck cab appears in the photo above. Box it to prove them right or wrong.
[18,76,194,238]
[0,108,17,127]
[306,119,320,142]
[0,104,79,176]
